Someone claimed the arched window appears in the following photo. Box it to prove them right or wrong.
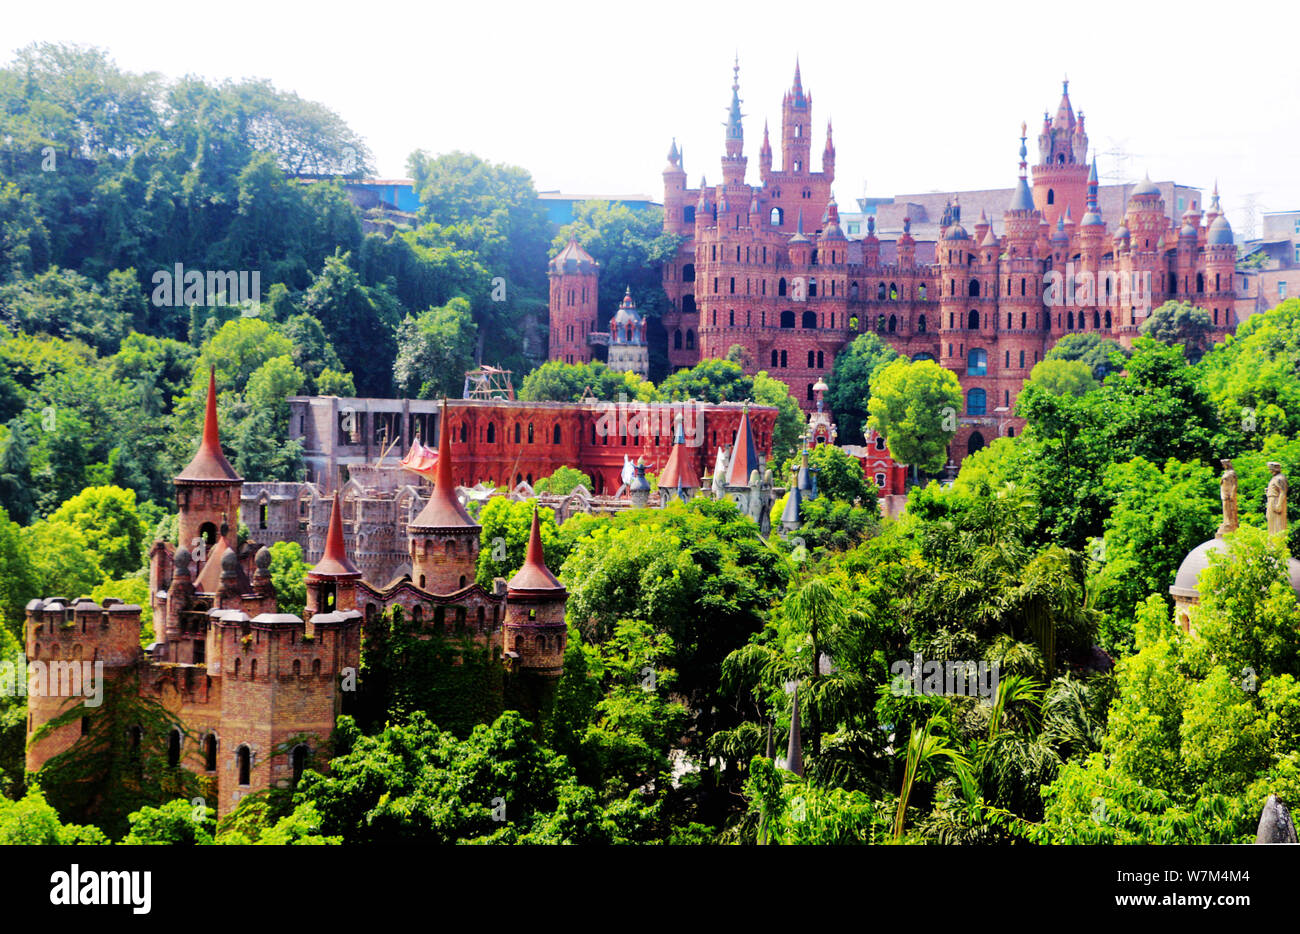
[917,314,927,333]
[967,348,988,375]
[968,279,980,297]
[203,734,217,771]
[236,745,251,786]
[771,350,779,367]
[513,422,521,444]
[1196,272,1204,292]
[888,314,897,333]
[877,282,887,300]
[968,431,986,454]
[817,351,825,369]
[673,329,682,349]
[849,281,859,300]
[770,207,783,226]
[807,350,815,368]
[682,263,695,283]
[801,310,817,329]
[780,350,788,368]
[1067,310,1075,329]
[889,283,898,300]
[486,423,496,443]
[919,284,928,300]
[167,728,181,768]
[291,745,308,785]
[780,310,795,329]
[778,278,788,297]
[1047,189,1055,205]
[685,329,695,350]
[553,424,562,444]
[967,309,980,330]
[459,423,467,443]
[967,388,987,416]
[528,423,534,443]
[682,295,696,315]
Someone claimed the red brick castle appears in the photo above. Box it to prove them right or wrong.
[585,61,1240,462]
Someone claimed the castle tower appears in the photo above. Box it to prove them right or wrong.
[1203,184,1237,332]
[503,507,567,677]
[781,60,812,176]
[1032,80,1090,228]
[663,138,690,234]
[407,401,479,593]
[175,367,242,560]
[607,287,649,377]
[657,417,701,505]
[305,491,362,619]
[721,57,747,188]
[547,239,599,365]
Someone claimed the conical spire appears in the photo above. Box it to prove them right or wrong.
[410,400,476,529]
[1053,77,1075,130]
[785,684,804,776]
[310,491,361,578]
[1008,122,1035,213]
[666,137,680,166]
[725,405,762,487]
[177,366,241,481]
[725,55,743,141]
[792,58,802,93]
[506,506,564,594]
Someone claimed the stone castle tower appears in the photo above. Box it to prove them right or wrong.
[548,238,599,365]
[26,384,569,820]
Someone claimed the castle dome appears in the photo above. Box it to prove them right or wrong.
[942,223,969,241]
[548,238,598,275]
[1170,536,1300,601]
[1207,214,1235,246]
[1131,175,1161,198]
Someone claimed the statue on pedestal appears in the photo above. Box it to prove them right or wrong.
[1217,459,1238,538]
[1266,462,1289,538]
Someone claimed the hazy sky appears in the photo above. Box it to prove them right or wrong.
[8,0,1298,235]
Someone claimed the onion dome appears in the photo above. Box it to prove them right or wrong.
[1179,219,1198,239]
[820,197,847,242]
[666,137,680,168]
[549,238,598,275]
[629,457,652,494]
[1207,213,1235,246]
[943,223,969,241]
[1081,210,1104,227]
[506,507,564,596]
[409,401,476,530]
[308,491,361,579]
[1114,224,1131,243]
[177,367,241,482]
[1131,174,1161,198]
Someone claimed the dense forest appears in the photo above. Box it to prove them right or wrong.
[2,43,1299,845]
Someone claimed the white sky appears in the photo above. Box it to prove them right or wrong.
[7,0,1298,235]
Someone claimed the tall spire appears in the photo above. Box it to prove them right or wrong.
[725,405,762,487]
[1053,76,1075,130]
[410,400,476,529]
[785,684,804,777]
[1008,122,1035,213]
[506,506,564,594]
[310,491,361,578]
[725,55,743,141]
[792,57,802,93]
[177,366,241,481]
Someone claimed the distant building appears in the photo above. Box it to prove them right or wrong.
[1241,210,1300,312]
[537,191,660,226]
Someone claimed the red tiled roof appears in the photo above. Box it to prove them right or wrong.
[309,491,361,578]
[507,507,564,594]
[725,406,761,487]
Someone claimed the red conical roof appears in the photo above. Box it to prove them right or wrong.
[658,422,701,491]
[309,492,361,579]
[410,401,477,530]
[725,406,762,487]
[507,507,564,594]
[177,367,241,482]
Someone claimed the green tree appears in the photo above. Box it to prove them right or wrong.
[752,371,805,465]
[533,466,592,496]
[1044,332,1128,380]
[827,332,900,442]
[392,296,479,399]
[1140,300,1214,361]
[268,541,309,618]
[866,358,962,475]
[46,485,148,579]
[1026,358,1096,397]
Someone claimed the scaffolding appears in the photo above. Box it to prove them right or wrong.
[462,365,515,400]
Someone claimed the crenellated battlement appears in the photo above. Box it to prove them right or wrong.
[25,597,143,668]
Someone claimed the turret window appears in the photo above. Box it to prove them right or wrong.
[236,746,251,786]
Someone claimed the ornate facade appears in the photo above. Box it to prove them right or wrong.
[655,63,1240,464]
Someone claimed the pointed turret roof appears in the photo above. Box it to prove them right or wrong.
[177,367,241,482]
[194,537,251,594]
[506,506,564,595]
[725,405,762,487]
[658,418,701,492]
[788,209,810,244]
[1007,123,1036,213]
[409,401,477,530]
[309,491,361,579]
[1052,78,1075,131]
[549,238,598,275]
[725,55,744,141]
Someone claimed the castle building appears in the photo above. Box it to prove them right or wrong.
[659,63,1241,464]
[607,287,649,377]
[548,238,600,365]
[26,379,568,818]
